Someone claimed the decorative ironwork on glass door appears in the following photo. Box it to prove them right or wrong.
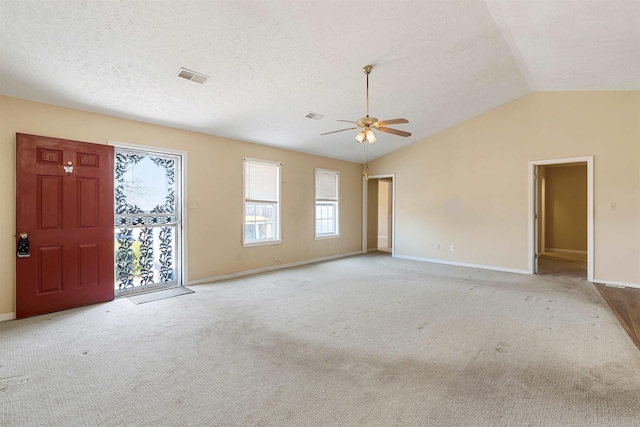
[114,149,181,292]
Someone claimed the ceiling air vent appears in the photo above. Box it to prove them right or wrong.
[305,112,324,120]
[177,67,208,84]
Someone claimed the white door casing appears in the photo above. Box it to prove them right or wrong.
[528,156,593,281]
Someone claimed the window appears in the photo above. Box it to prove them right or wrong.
[315,168,340,238]
[243,158,281,246]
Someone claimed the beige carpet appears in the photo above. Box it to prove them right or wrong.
[1,253,639,426]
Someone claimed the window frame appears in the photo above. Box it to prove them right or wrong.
[315,168,340,239]
[243,157,282,247]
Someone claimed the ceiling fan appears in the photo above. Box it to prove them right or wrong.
[321,64,411,143]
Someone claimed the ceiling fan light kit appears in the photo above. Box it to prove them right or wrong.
[355,128,377,144]
[321,64,411,143]
[363,128,377,143]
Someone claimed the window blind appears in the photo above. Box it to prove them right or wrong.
[245,161,279,202]
[316,170,338,201]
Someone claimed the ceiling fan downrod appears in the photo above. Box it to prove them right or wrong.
[363,65,372,118]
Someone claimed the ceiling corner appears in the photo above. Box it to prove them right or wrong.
[484,0,538,92]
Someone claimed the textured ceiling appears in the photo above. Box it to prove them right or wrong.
[1,0,638,163]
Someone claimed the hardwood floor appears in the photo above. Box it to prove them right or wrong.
[538,252,639,351]
[596,283,640,350]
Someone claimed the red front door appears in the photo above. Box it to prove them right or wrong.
[16,133,115,318]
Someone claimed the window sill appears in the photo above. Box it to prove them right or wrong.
[315,234,340,240]
[243,239,283,248]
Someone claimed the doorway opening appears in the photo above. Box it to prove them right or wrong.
[362,174,395,255]
[113,144,185,296]
[529,156,593,281]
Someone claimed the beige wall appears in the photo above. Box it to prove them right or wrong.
[0,96,363,317]
[368,92,640,284]
[544,164,587,252]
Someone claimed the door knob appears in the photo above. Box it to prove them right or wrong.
[17,233,30,258]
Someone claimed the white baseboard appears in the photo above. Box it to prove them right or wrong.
[0,312,16,322]
[188,251,362,286]
[393,254,530,275]
[546,248,588,255]
[593,279,640,290]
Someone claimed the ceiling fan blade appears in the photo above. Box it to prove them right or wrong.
[321,127,359,136]
[337,120,358,124]
[374,118,409,126]
[376,127,412,137]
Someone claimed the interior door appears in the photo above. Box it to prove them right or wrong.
[16,133,114,318]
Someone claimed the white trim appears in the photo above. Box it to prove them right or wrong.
[243,239,282,248]
[362,177,367,253]
[394,254,529,275]
[533,165,539,273]
[315,168,341,175]
[109,140,189,287]
[0,312,16,322]
[389,176,396,256]
[362,174,396,256]
[315,234,340,240]
[108,140,188,157]
[593,279,640,290]
[188,251,362,286]
[546,248,588,255]
[242,157,282,166]
[540,170,546,259]
[528,156,593,282]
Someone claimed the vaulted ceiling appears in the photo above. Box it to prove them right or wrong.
[1,1,638,162]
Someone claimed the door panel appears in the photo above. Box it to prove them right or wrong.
[38,175,63,229]
[78,243,100,287]
[38,246,63,293]
[77,178,99,227]
[16,133,114,318]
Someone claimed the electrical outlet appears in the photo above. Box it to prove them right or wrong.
[450,245,454,251]
[189,201,198,209]
[437,244,440,250]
